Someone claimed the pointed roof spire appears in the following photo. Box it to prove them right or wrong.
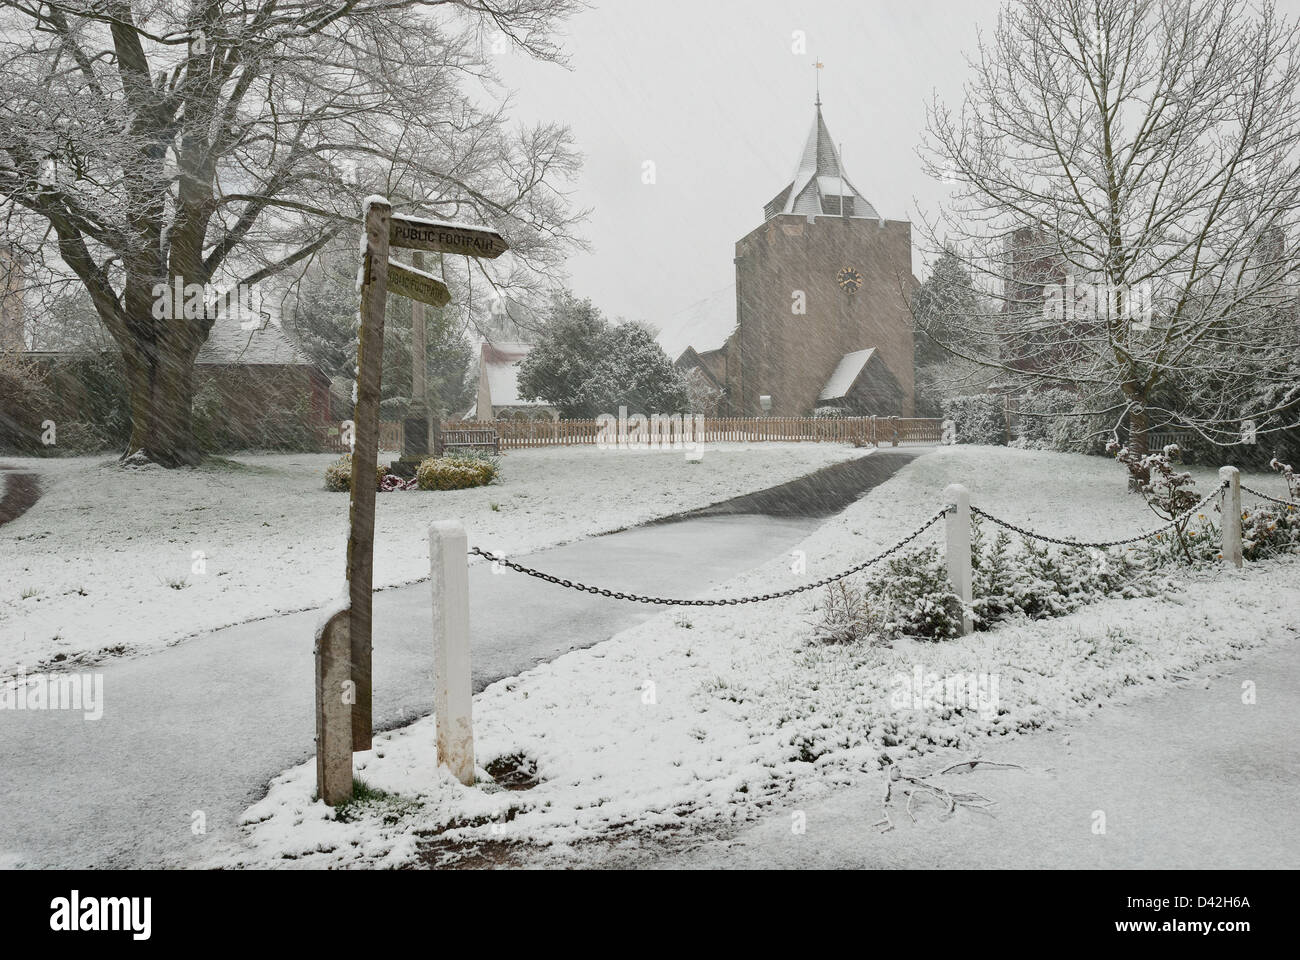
[762,91,880,222]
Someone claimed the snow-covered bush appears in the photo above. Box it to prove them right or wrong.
[1241,504,1300,559]
[970,520,1157,625]
[814,519,1161,645]
[415,452,499,491]
[1010,388,1108,453]
[875,546,966,640]
[1271,458,1298,500]
[1108,440,1202,559]
[809,581,881,644]
[1169,504,1300,564]
[0,352,53,453]
[812,546,963,644]
[324,454,388,492]
[940,395,1005,446]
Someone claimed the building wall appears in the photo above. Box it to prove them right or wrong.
[195,364,330,447]
[729,214,917,416]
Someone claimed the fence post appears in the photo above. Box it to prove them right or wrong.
[943,483,974,635]
[1219,466,1243,569]
[315,607,353,805]
[430,520,474,785]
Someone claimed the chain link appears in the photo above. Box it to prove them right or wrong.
[1240,485,1300,509]
[970,481,1228,549]
[468,507,952,606]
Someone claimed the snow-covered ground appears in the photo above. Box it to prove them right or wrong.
[219,446,1300,868]
[0,443,864,676]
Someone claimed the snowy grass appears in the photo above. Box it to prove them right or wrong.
[221,446,1300,868]
[0,443,865,676]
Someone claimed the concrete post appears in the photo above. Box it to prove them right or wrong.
[315,607,353,805]
[430,521,474,785]
[1220,466,1243,569]
[943,483,974,635]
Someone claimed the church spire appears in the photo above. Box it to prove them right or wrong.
[761,91,880,222]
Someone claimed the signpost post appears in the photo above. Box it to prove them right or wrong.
[320,200,507,798]
[347,198,391,751]
[392,252,451,477]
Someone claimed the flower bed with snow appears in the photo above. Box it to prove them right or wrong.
[222,446,1300,868]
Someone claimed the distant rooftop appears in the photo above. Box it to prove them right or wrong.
[819,348,877,403]
[196,312,318,366]
[479,341,544,407]
[22,312,321,371]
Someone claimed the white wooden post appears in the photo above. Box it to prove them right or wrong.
[1219,466,1243,569]
[315,607,353,805]
[943,483,973,635]
[430,521,474,784]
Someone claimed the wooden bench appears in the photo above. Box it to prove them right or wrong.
[439,428,500,456]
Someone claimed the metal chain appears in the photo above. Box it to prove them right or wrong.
[468,507,952,606]
[969,481,1228,549]
[468,479,1240,605]
[1241,485,1300,509]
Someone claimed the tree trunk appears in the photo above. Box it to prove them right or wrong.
[116,281,205,467]
[121,341,201,466]
[1124,397,1150,492]
[1127,403,1149,456]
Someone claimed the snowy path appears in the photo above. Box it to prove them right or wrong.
[0,450,919,868]
[0,463,40,527]
[633,628,1300,869]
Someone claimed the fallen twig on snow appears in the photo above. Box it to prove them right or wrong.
[871,757,1025,833]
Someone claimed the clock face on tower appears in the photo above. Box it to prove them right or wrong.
[837,266,863,294]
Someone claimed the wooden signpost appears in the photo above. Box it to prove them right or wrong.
[389,214,509,259]
[346,199,391,753]
[389,258,451,307]
[316,198,507,805]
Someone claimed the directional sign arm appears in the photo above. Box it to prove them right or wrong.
[388,214,509,259]
[388,258,451,307]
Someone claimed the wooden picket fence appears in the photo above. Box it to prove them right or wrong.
[319,417,944,454]
[320,421,405,454]
[441,416,945,451]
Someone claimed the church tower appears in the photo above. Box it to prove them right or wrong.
[684,96,918,417]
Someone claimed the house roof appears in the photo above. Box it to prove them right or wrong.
[197,312,318,368]
[765,104,880,221]
[818,348,877,402]
[675,346,723,390]
[480,341,544,407]
[22,315,323,375]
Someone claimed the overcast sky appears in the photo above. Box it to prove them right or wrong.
[492,0,1005,347]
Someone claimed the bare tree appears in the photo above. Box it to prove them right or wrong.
[0,0,585,465]
[919,0,1300,454]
